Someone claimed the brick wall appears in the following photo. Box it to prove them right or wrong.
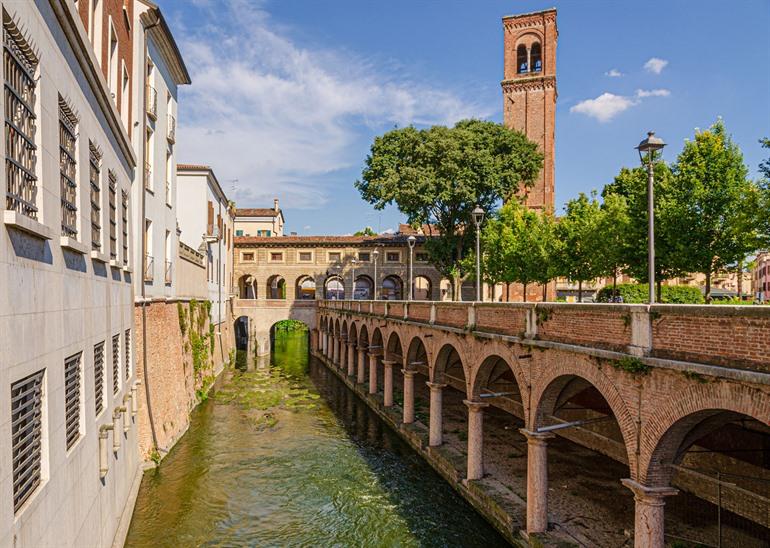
[387,302,405,318]
[434,303,467,328]
[536,305,631,351]
[407,302,432,322]
[475,304,528,337]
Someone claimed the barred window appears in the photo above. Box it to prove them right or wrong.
[112,334,120,395]
[124,329,131,380]
[94,342,104,416]
[64,353,82,450]
[11,369,45,513]
[59,96,78,237]
[4,12,39,219]
[89,142,102,250]
[108,171,117,260]
[121,190,128,264]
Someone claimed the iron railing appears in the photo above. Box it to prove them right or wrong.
[143,254,154,282]
[145,85,157,119]
[167,114,176,142]
[144,161,151,191]
[165,260,173,284]
[89,143,101,250]
[59,99,78,237]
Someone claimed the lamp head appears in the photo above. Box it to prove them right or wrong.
[407,235,416,248]
[636,131,666,154]
[472,205,485,227]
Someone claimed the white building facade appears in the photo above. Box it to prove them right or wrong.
[0,2,140,547]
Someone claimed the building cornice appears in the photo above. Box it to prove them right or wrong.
[501,75,556,92]
[140,8,191,86]
[47,0,136,168]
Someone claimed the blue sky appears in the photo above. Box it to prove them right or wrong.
[164,0,770,235]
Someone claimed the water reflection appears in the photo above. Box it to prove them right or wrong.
[125,330,507,547]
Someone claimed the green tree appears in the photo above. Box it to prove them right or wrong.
[594,193,631,299]
[669,120,762,302]
[758,138,770,244]
[353,226,377,236]
[356,119,543,298]
[556,192,603,301]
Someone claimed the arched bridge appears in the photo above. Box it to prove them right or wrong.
[316,299,770,547]
[233,298,317,357]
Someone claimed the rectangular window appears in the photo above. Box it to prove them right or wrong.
[298,251,312,262]
[64,353,82,450]
[164,230,172,284]
[328,252,341,262]
[124,329,131,380]
[416,252,429,262]
[59,96,78,237]
[4,17,39,219]
[89,142,102,250]
[386,251,400,262]
[121,190,128,264]
[112,334,120,395]
[144,127,153,190]
[120,61,129,129]
[11,369,45,513]
[94,342,104,416]
[269,252,283,262]
[241,252,254,262]
[108,171,117,260]
[358,252,370,262]
[235,230,243,236]
[165,151,172,204]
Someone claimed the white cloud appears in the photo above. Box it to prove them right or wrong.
[570,89,671,122]
[635,88,670,98]
[175,1,491,209]
[570,93,638,122]
[605,68,623,77]
[644,57,668,74]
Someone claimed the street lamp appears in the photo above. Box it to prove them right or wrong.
[407,235,416,301]
[372,248,380,300]
[636,131,666,304]
[351,258,357,300]
[472,205,485,302]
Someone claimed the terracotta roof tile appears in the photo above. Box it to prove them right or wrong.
[236,208,281,217]
[234,234,427,246]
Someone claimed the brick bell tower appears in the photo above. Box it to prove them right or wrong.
[502,9,557,212]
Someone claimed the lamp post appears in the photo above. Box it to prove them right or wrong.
[636,131,666,304]
[372,248,379,300]
[351,258,357,300]
[472,205,485,302]
[407,235,416,301]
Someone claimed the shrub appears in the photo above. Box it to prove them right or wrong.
[596,284,704,304]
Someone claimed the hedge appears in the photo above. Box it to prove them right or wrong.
[596,283,704,304]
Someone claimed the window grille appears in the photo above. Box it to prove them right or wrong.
[11,369,44,513]
[124,329,130,380]
[94,342,104,416]
[121,190,128,264]
[59,96,78,237]
[112,334,120,395]
[89,142,102,250]
[108,171,117,260]
[64,353,81,450]
[4,14,39,219]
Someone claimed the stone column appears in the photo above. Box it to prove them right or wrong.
[368,353,379,394]
[464,400,489,480]
[427,382,447,446]
[520,429,555,534]
[382,360,395,407]
[347,343,355,376]
[357,347,366,384]
[621,479,678,548]
[321,331,327,356]
[339,338,347,370]
[402,370,416,424]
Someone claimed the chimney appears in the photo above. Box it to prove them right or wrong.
[273,198,279,212]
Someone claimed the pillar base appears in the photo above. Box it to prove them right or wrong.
[621,479,678,548]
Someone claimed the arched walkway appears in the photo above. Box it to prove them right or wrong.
[414,276,432,301]
[238,275,257,299]
[325,276,345,300]
[382,275,403,300]
[296,275,316,299]
[354,275,373,300]
[266,275,286,299]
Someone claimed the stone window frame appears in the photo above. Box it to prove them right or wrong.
[240,251,255,263]
[327,251,342,263]
[297,250,314,263]
[268,250,285,263]
[357,251,371,263]
[385,250,401,263]
[415,251,430,263]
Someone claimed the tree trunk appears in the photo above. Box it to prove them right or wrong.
[705,271,712,304]
[542,281,548,302]
[656,279,662,303]
[613,269,618,300]
[454,272,462,302]
[506,282,511,303]
[578,280,583,302]
[737,261,744,301]
[523,282,528,303]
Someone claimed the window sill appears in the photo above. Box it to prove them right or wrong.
[109,258,122,268]
[4,211,52,240]
[122,265,132,273]
[60,236,89,254]
[90,250,109,263]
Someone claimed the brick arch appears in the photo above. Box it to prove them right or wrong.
[640,382,770,486]
[358,323,370,348]
[530,355,638,471]
[515,30,543,49]
[432,342,470,395]
[348,321,358,345]
[385,331,404,361]
[469,342,530,421]
[405,334,429,371]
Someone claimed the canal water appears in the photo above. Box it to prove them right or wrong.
[125,330,508,547]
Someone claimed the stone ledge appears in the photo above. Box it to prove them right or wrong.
[4,210,52,240]
[91,249,109,263]
[59,235,89,254]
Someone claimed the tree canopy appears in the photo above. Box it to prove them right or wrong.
[356,119,543,294]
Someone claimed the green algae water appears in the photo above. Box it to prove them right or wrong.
[125,329,508,547]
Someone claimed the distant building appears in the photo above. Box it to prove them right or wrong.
[753,251,770,302]
[235,199,285,237]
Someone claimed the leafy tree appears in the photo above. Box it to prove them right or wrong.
[602,159,683,299]
[353,227,377,236]
[594,193,631,299]
[669,120,762,302]
[356,119,543,299]
[758,138,770,244]
[555,192,603,301]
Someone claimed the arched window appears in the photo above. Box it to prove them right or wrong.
[325,277,345,300]
[267,275,286,299]
[414,276,432,301]
[296,276,316,299]
[354,276,373,300]
[530,42,542,72]
[517,44,528,74]
[238,275,256,299]
[382,275,403,300]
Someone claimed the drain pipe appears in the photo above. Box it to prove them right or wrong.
[140,13,161,451]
